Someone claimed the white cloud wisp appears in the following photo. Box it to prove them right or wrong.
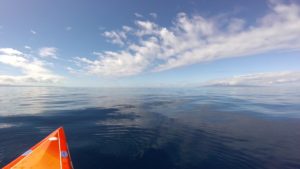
[39,47,58,59]
[30,30,37,35]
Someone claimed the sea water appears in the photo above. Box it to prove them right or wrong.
[0,87,300,169]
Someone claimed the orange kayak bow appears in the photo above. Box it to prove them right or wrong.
[3,127,73,169]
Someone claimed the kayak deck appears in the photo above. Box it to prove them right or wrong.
[3,127,73,169]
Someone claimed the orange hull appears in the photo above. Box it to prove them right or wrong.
[3,127,73,169]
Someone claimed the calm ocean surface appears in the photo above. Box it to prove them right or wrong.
[0,87,300,169]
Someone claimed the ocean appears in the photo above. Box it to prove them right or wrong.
[0,87,300,169]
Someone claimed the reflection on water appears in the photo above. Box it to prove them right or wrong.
[0,87,300,169]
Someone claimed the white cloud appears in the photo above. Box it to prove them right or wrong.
[39,47,58,59]
[134,20,159,37]
[24,45,31,50]
[134,13,143,18]
[203,72,300,86]
[122,26,132,32]
[102,30,127,46]
[65,26,72,31]
[74,50,148,76]
[66,66,78,74]
[0,48,23,55]
[227,18,245,33]
[75,1,300,77]
[0,48,63,85]
[30,30,37,35]
[149,13,158,19]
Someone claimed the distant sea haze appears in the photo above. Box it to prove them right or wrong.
[0,86,300,169]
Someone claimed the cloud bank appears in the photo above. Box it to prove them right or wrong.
[74,1,300,77]
[0,48,63,85]
[203,72,300,87]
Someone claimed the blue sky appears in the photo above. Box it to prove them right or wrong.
[0,0,300,87]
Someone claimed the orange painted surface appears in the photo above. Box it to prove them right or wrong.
[3,127,73,169]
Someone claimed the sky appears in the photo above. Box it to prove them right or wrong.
[0,0,300,87]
